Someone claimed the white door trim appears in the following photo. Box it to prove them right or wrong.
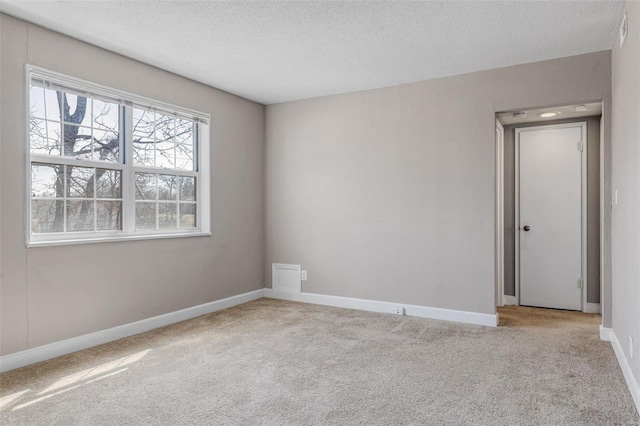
[515,121,588,312]
[495,119,505,308]
[599,101,606,325]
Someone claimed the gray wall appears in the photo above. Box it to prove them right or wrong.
[266,51,612,317]
[503,116,601,304]
[0,14,266,356]
[611,1,640,398]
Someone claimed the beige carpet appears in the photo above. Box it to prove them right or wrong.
[0,299,638,425]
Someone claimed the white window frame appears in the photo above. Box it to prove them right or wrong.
[25,65,211,247]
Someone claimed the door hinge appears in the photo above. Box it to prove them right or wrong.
[577,141,584,152]
[578,279,584,289]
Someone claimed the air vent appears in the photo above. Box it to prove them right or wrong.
[272,263,301,293]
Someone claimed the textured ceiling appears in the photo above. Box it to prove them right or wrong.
[0,1,625,105]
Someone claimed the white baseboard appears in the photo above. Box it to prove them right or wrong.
[610,330,640,415]
[0,288,265,373]
[264,289,498,327]
[503,295,517,306]
[600,325,612,341]
[585,303,601,314]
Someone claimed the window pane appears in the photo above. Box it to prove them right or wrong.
[67,166,94,198]
[159,203,177,229]
[29,83,61,121]
[31,199,64,233]
[30,119,62,156]
[176,142,194,170]
[96,169,121,199]
[132,137,155,167]
[154,112,174,141]
[62,93,92,127]
[175,119,193,170]
[156,140,175,168]
[92,99,120,131]
[135,173,157,200]
[93,129,119,162]
[175,119,193,145]
[131,110,196,170]
[132,108,155,136]
[67,200,95,232]
[135,202,156,230]
[63,124,92,159]
[179,203,196,228]
[158,175,178,200]
[132,108,155,167]
[32,163,63,198]
[179,176,195,201]
[97,201,122,231]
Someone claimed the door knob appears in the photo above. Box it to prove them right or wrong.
[523,225,531,231]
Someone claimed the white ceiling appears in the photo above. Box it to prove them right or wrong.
[497,102,603,126]
[0,1,625,105]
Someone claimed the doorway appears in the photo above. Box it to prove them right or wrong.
[516,122,586,311]
[495,103,603,315]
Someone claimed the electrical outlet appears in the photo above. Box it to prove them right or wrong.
[630,335,634,358]
[390,306,405,315]
[301,270,307,281]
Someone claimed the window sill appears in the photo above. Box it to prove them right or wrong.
[27,231,212,248]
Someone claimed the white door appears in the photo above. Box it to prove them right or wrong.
[517,123,585,311]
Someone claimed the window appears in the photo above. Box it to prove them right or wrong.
[27,66,210,246]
